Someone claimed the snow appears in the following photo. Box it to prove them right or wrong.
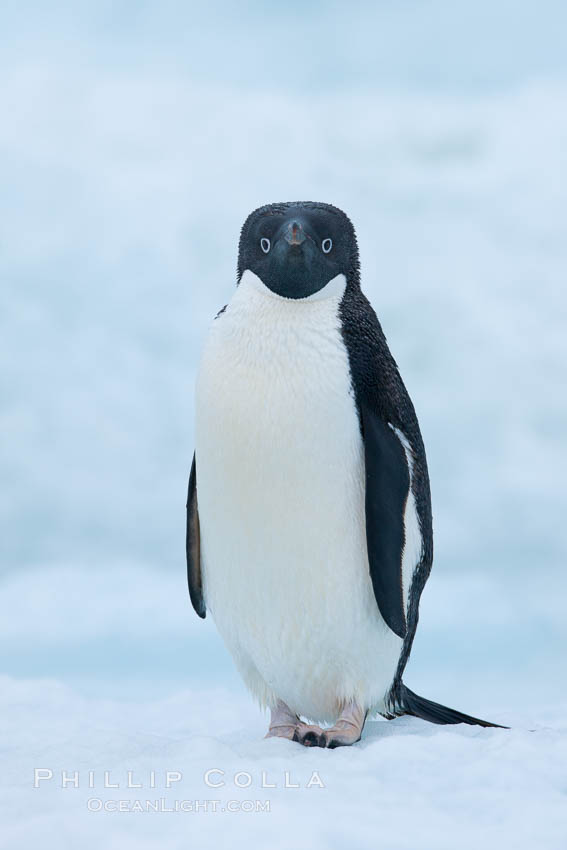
[3,560,565,846]
[2,675,566,850]
[2,560,566,847]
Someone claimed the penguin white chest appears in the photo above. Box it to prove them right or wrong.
[195,272,402,720]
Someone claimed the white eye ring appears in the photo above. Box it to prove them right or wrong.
[260,237,271,253]
[322,238,333,254]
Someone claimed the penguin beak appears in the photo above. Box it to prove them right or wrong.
[283,220,306,247]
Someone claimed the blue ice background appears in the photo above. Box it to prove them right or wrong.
[1,0,566,713]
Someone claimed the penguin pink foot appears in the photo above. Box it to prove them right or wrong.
[264,699,298,741]
[323,700,367,748]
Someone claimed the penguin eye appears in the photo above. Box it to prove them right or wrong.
[260,237,271,254]
[322,238,333,254]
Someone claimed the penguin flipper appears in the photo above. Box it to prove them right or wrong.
[361,403,410,639]
[392,684,506,728]
[186,453,206,618]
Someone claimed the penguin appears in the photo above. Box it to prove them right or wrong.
[186,201,501,748]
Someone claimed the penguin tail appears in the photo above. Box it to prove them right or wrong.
[393,683,507,728]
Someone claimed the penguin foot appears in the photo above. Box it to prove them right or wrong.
[265,699,326,747]
[265,699,366,748]
[324,700,367,749]
[265,698,301,741]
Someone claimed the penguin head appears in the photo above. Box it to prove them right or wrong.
[237,202,359,299]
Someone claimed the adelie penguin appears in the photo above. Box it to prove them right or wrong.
[186,201,501,747]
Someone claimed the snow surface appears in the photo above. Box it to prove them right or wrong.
[2,562,566,848]
[2,676,566,850]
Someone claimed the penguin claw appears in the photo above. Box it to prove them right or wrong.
[266,700,327,746]
[292,723,327,748]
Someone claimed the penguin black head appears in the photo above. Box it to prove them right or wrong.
[237,201,360,299]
